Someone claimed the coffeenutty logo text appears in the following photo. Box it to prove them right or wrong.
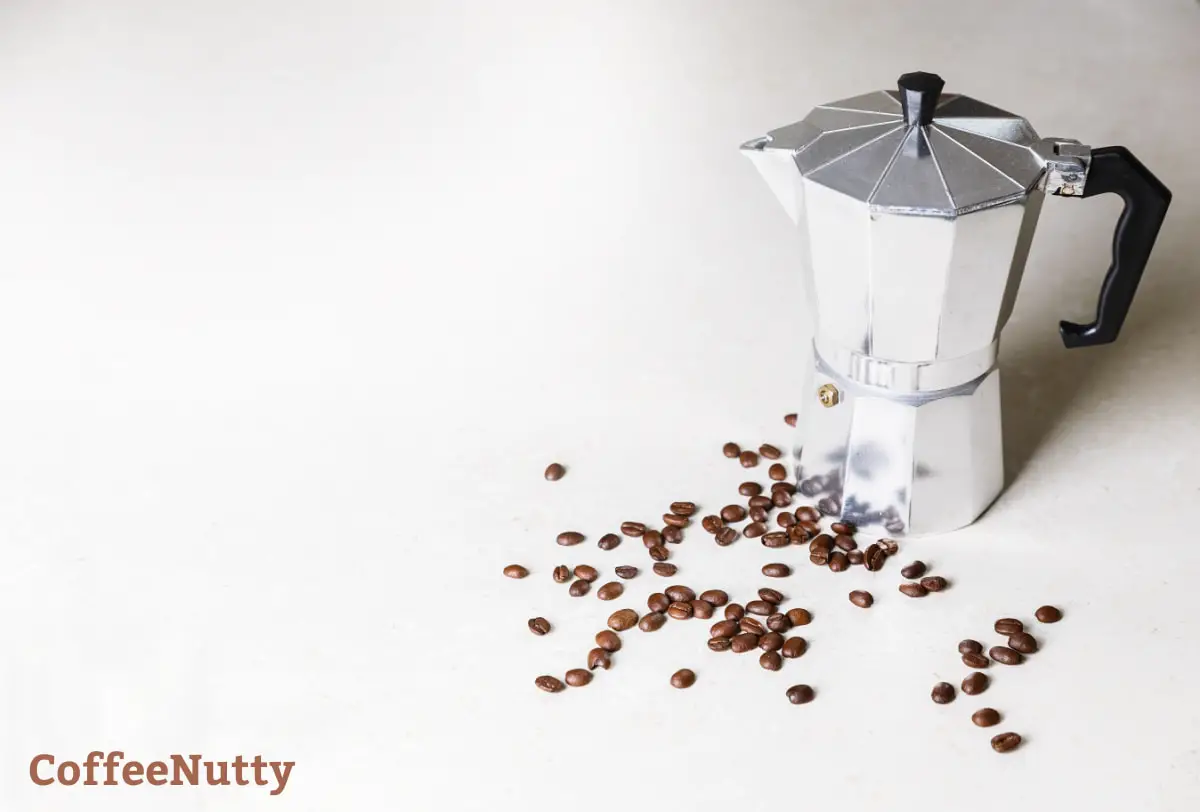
[30,752,294,795]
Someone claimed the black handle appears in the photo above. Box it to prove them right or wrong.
[1059,146,1172,348]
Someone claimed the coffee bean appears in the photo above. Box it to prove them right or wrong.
[708,637,731,652]
[569,580,591,597]
[652,563,678,577]
[739,617,766,635]
[553,565,572,583]
[833,534,857,551]
[723,442,741,458]
[503,564,529,579]
[972,708,1000,727]
[749,495,772,510]
[763,563,791,578]
[989,646,1023,666]
[1008,632,1037,654]
[607,609,639,631]
[777,511,797,528]
[746,600,775,616]
[863,543,886,571]
[898,582,927,598]
[798,520,822,538]
[962,652,990,669]
[648,593,670,613]
[788,525,809,544]
[699,590,729,607]
[759,444,782,460]
[809,552,829,566]
[1036,605,1062,624]
[786,608,812,626]
[725,603,746,621]
[849,590,873,608]
[716,527,739,546]
[990,732,1021,753]
[847,549,864,565]
[557,531,585,546]
[639,612,667,631]
[809,538,831,566]
[528,617,551,635]
[830,521,856,535]
[828,551,850,572]
[544,463,566,481]
[615,565,638,579]
[962,672,989,695]
[648,545,669,561]
[574,565,598,582]
[701,515,724,533]
[784,413,798,427]
[878,538,899,555]
[721,504,747,523]
[786,684,814,704]
[670,501,697,516]
[535,675,565,693]
[958,639,983,655]
[920,576,947,592]
[795,506,821,523]
[745,522,767,539]
[739,451,759,468]
[738,485,763,501]
[662,525,683,544]
[731,633,759,653]
[766,613,792,633]
[598,533,621,550]
[994,618,1023,636]
[768,463,787,481]
[931,682,955,704]
[667,601,694,620]
[771,481,797,496]
[663,513,689,528]
[757,588,784,604]
[595,630,622,652]
[670,669,696,689]
[817,497,839,515]
[711,620,739,639]
[749,506,770,524]
[810,533,833,551]
[900,561,926,579]
[781,637,807,658]
[759,632,784,652]
[643,529,663,548]
[597,582,624,601]
[761,531,788,548]
[588,648,612,670]
[565,668,592,687]
[665,585,696,602]
[759,650,783,671]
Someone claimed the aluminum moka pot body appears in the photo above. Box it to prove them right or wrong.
[742,72,1171,535]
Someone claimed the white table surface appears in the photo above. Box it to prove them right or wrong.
[2,1,1198,810]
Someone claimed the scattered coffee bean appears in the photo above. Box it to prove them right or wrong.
[749,495,773,509]
[788,525,809,544]
[553,565,572,584]
[759,444,782,460]
[1008,632,1038,654]
[962,672,988,695]
[763,563,791,578]
[958,639,983,655]
[723,442,741,458]
[828,551,850,572]
[786,684,814,704]
[990,732,1021,753]
[757,587,784,604]
[670,669,696,689]
[878,538,899,555]
[994,618,1023,636]
[557,531,585,546]
[962,652,990,669]
[528,617,551,636]
[863,543,886,571]
[749,506,770,524]
[771,489,792,507]
[745,522,767,538]
[781,637,807,658]
[760,650,783,671]
[544,463,566,481]
[699,589,729,607]
[795,506,821,523]
[761,531,788,548]
[739,617,766,635]
[670,501,697,516]
[721,504,747,523]
[900,561,926,579]
[701,515,723,533]
[766,613,792,633]
[597,581,624,601]
[535,675,565,693]
[809,540,830,566]
[739,482,763,497]
[574,565,598,582]
[716,527,739,546]
[615,565,638,579]
[747,600,775,616]
[663,513,689,528]
[708,638,731,652]
[652,563,678,577]
[588,648,611,670]
[972,708,1000,727]
[711,620,739,639]
[771,481,797,496]
[784,413,798,427]
[503,564,529,579]
[731,633,759,653]
[648,545,669,561]
[565,668,592,687]
[830,521,856,535]
[898,582,927,598]
[833,534,857,551]
[595,630,622,652]
[739,450,759,468]
[759,632,784,652]
[643,529,663,548]
[598,533,621,550]
[920,576,947,592]
[931,682,955,704]
[849,590,873,608]
[648,593,670,613]
[662,525,683,544]
[667,601,694,620]
[777,511,797,528]
[1035,605,1062,623]
[639,612,667,631]
[665,585,696,602]
[768,463,787,481]
[786,607,812,626]
[725,603,746,621]
[569,580,591,597]
[607,609,639,631]
[989,646,1023,666]
[847,549,864,565]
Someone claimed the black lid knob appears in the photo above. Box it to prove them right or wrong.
[897,72,944,127]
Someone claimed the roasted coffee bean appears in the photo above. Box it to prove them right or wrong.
[597,581,624,601]
[900,561,926,579]
[759,650,783,671]
[746,600,775,616]
[759,632,784,652]
[930,682,955,704]
[569,580,591,597]
[898,582,927,598]
[763,563,791,578]
[989,646,1024,666]
[614,565,638,580]
[721,504,747,523]
[761,531,788,548]
[962,652,990,669]
[994,618,1024,636]
[667,601,694,620]
[766,613,791,633]
[595,630,622,652]
[648,545,669,562]
[670,669,696,689]
[749,506,770,524]
[663,513,689,528]
[648,593,670,613]
[878,538,899,555]
[731,633,759,653]
[833,534,857,551]
[830,521,856,535]
[588,648,612,670]
[643,529,663,548]
[863,543,886,571]
[665,585,696,602]
[574,565,598,582]
[725,603,746,621]
[809,549,830,567]
[739,450,759,468]
[849,590,873,608]
[777,511,797,528]
[670,501,697,517]
[795,506,821,523]
[553,565,572,583]
[565,668,592,687]
[652,562,678,577]
[920,576,947,592]
[768,463,787,481]
[699,589,729,607]
[723,442,741,458]
[544,462,566,481]
[503,564,529,579]
[661,525,683,544]
[528,617,551,635]
[781,637,807,658]
[639,612,667,632]
[972,708,1001,728]
[739,617,766,635]
[598,533,621,550]
[535,675,565,693]
[739,483,764,499]
[990,732,1021,753]
[784,413,798,427]
[1035,605,1062,623]
[958,639,983,655]
[757,588,784,604]
[749,495,773,509]
[798,520,822,538]
[745,522,768,539]
[962,672,989,695]
[557,531,585,546]
[708,637,731,652]
[788,525,809,544]
[810,533,833,551]
[786,684,814,704]
[701,515,724,533]
[772,481,797,496]
[607,609,639,631]
[786,608,812,626]
[711,620,739,639]
[1008,632,1037,654]
[847,549,864,566]
[716,527,739,546]
[759,444,782,460]
[828,551,850,572]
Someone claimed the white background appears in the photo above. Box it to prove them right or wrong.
[1,1,1198,810]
